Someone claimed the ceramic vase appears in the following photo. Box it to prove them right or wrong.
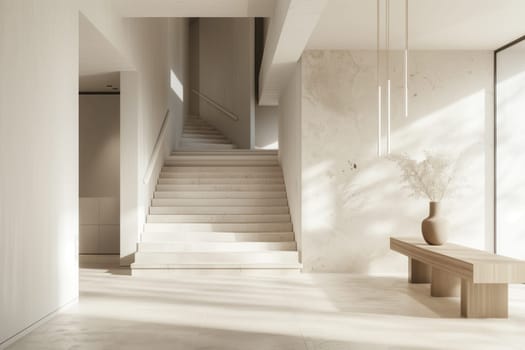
[421,201,448,245]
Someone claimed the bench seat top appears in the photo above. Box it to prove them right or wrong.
[390,237,525,283]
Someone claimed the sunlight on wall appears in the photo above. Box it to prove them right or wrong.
[496,60,525,259]
[302,160,336,231]
[299,50,492,273]
[170,69,184,102]
[57,205,79,303]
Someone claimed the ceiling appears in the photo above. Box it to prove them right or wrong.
[112,0,275,17]
[79,13,130,91]
[80,72,120,92]
[307,0,525,50]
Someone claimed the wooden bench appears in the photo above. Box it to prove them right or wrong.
[390,237,525,318]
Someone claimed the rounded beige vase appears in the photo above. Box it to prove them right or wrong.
[421,201,448,245]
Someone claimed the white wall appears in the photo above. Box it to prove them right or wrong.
[77,9,190,264]
[496,48,525,259]
[169,18,190,150]
[79,95,120,197]
[255,106,279,149]
[279,61,303,258]
[195,18,255,149]
[79,95,120,255]
[121,18,176,265]
[299,50,493,273]
[0,0,79,346]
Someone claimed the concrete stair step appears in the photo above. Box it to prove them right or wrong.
[151,198,288,207]
[183,125,216,131]
[154,191,287,199]
[141,231,295,242]
[156,184,285,191]
[149,206,289,215]
[183,128,221,133]
[133,251,300,265]
[167,154,278,161]
[185,120,213,126]
[179,143,236,150]
[162,166,281,173]
[137,241,297,252]
[157,178,284,184]
[144,222,293,232]
[131,263,302,271]
[146,214,291,223]
[181,138,231,144]
[181,135,225,141]
[165,159,279,167]
[136,130,297,272]
[171,150,278,156]
[159,172,284,179]
[185,119,212,124]
[181,133,226,139]
[183,128,218,133]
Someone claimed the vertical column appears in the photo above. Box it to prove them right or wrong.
[120,71,140,266]
[431,268,460,297]
[0,0,79,344]
[461,280,508,318]
[408,258,431,283]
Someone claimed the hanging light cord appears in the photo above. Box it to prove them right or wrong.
[386,0,391,154]
[404,0,409,118]
[377,0,382,157]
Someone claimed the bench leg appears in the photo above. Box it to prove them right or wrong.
[431,267,460,297]
[409,258,431,283]
[460,280,508,318]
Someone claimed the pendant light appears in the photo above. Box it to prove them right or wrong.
[404,0,409,118]
[377,0,409,156]
[386,0,391,154]
[377,0,382,156]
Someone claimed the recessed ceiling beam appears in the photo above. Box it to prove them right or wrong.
[258,0,328,106]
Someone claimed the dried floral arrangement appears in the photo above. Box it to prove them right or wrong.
[389,151,458,202]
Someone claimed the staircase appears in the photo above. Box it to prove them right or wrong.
[131,116,301,274]
[179,116,237,150]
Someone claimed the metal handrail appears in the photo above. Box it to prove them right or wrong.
[143,109,170,184]
[192,89,239,121]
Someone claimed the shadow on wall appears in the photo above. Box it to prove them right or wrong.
[300,50,493,274]
[255,106,279,149]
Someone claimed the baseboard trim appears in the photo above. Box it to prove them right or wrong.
[0,297,78,349]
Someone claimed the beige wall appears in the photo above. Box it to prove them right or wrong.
[80,95,120,197]
[169,18,190,150]
[121,18,173,265]
[189,19,200,117]
[194,18,255,149]
[279,61,303,257]
[0,0,79,345]
[78,12,190,264]
[255,106,279,149]
[496,49,525,259]
[299,50,493,273]
[79,95,120,255]
[0,3,190,345]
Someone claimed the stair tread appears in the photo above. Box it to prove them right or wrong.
[141,231,295,242]
[136,116,297,271]
[131,263,303,269]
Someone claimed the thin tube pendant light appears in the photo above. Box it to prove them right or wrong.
[386,0,391,154]
[377,0,382,156]
[404,0,409,118]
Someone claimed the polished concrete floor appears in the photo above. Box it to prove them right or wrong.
[7,266,525,350]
